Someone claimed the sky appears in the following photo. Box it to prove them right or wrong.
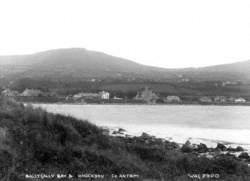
[0,0,250,68]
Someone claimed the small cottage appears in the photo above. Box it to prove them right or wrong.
[164,96,182,103]
[234,97,246,103]
[214,96,227,103]
[113,96,123,100]
[199,96,212,103]
[21,89,44,97]
[227,97,235,103]
[99,91,110,100]
[73,92,99,101]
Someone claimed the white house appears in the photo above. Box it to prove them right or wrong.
[199,96,212,103]
[113,96,123,100]
[214,96,227,103]
[234,97,246,103]
[21,89,44,97]
[164,96,182,103]
[99,91,110,100]
[73,92,99,101]
[227,97,235,103]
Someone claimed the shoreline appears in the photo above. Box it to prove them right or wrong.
[31,103,250,151]
[27,101,250,106]
[107,127,250,156]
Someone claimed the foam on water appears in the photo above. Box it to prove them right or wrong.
[109,124,250,147]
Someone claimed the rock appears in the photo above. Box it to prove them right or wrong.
[216,143,227,151]
[140,132,152,139]
[165,141,180,150]
[235,146,244,152]
[112,128,126,135]
[112,131,122,135]
[118,128,126,133]
[181,140,193,153]
[238,152,250,160]
[227,146,236,152]
[185,140,191,146]
[102,128,110,136]
[227,146,244,152]
[196,143,208,153]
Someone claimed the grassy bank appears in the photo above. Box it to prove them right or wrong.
[0,97,250,181]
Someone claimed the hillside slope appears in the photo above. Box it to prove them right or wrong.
[179,60,250,82]
[1,48,250,81]
[0,48,177,82]
[0,48,250,96]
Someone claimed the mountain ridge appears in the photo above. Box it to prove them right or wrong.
[0,48,250,97]
[1,48,250,70]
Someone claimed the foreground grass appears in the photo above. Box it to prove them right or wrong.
[0,97,250,181]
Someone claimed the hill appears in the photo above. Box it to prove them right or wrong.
[0,97,250,180]
[0,48,174,81]
[0,48,250,97]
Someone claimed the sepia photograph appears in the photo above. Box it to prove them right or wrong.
[0,0,250,180]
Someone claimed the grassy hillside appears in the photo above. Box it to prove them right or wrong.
[0,97,250,180]
[0,48,173,81]
[1,48,250,97]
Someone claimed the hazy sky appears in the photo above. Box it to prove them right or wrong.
[0,0,250,68]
